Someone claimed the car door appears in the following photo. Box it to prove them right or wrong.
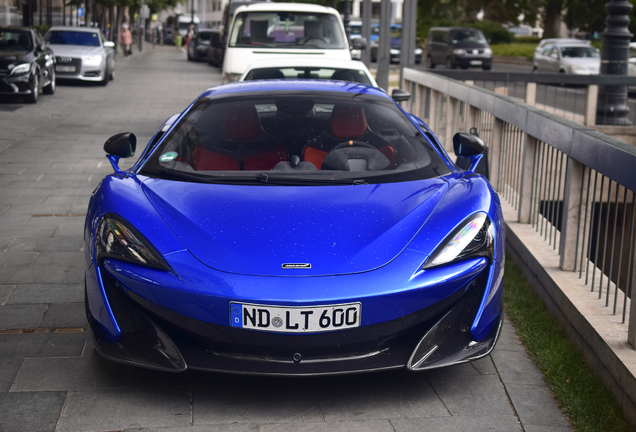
[536,45,554,72]
[31,30,48,84]
[545,46,561,72]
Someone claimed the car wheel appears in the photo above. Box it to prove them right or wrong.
[187,50,193,61]
[25,73,39,103]
[533,67,538,73]
[43,68,56,95]
[99,68,109,86]
[446,57,455,69]
[482,65,492,71]
[110,67,115,81]
[427,56,435,69]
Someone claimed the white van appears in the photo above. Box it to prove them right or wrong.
[222,3,359,83]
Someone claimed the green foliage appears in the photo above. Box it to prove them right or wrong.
[491,43,536,59]
[503,256,632,432]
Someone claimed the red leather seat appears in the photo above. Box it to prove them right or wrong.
[193,104,287,171]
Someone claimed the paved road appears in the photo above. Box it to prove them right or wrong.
[0,46,572,432]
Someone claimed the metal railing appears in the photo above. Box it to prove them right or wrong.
[403,68,636,347]
[426,70,636,126]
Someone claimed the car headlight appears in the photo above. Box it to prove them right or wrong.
[95,215,169,270]
[452,49,464,55]
[415,48,422,55]
[83,55,103,67]
[9,63,32,76]
[390,48,400,55]
[422,213,494,269]
[483,48,492,56]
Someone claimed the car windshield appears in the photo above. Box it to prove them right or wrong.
[0,30,32,51]
[229,12,346,49]
[244,67,373,85]
[197,32,214,42]
[450,29,486,44]
[140,92,450,185]
[46,30,100,46]
[560,46,599,58]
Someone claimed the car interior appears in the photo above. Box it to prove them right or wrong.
[155,96,434,174]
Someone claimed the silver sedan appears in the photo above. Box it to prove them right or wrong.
[45,26,115,85]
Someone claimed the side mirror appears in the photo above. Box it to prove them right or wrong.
[351,37,367,50]
[104,41,115,48]
[392,88,411,102]
[453,132,485,156]
[38,42,46,51]
[104,132,136,157]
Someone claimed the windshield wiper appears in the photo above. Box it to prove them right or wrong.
[140,169,263,185]
[256,174,368,185]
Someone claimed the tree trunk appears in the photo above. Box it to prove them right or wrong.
[543,0,563,38]
[84,0,91,26]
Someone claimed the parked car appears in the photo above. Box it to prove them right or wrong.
[204,29,223,66]
[163,27,174,45]
[222,2,366,82]
[370,24,422,64]
[240,57,378,87]
[533,38,586,58]
[532,42,599,74]
[85,79,504,375]
[187,29,218,62]
[0,26,56,103]
[44,26,115,85]
[426,27,492,70]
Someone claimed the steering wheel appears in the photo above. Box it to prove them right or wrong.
[322,141,390,171]
[304,36,328,44]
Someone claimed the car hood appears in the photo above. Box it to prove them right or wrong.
[0,50,29,66]
[142,178,449,276]
[452,41,489,49]
[48,44,104,57]
[561,57,599,67]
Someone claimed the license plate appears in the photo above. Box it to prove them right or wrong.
[230,302,361,333]
[470,60,482,66]
[56,65,75,72]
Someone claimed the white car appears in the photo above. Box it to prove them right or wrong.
[533,42,599,74]
[222,2,353,83]
[45,26,115,85]
[239,57,378,87]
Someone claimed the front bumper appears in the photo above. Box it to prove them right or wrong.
[55,57,105,82]
[0,72,34,95]
[452,55,492,68]
[86,252,504,375]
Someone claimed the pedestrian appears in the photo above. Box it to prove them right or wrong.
[120,23,133,57]
[184,23,194,46]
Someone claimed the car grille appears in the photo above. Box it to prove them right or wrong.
[55,56,82,75]
[466,49,485,55]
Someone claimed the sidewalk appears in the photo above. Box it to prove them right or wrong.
[0,45,572,432]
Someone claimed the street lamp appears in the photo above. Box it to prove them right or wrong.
[596,0,633,125]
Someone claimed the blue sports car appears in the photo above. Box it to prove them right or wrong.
[85,80,505,375]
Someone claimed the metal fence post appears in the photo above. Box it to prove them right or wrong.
[468,105,478,131]
[518,134,537,224]
[428,89,438,132]
[559,157,585,271]
[444,97,457,153]
[586,85,599,127]
[525,82,537,106]
[489,118,504,191]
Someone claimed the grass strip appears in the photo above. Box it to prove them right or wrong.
[491,43,536,60]
[503,255,632,432]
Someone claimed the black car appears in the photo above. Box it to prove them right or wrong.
[426,27,492,70]
[0,26,56,103]
[187,29,218,62]
[205,29,223,66]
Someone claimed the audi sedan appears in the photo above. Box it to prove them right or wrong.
[0,26,56,103]
[45,26,115,85]
[85,80,504,375]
